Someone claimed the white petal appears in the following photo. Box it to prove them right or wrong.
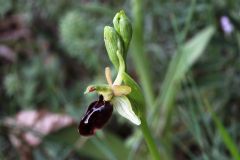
[112,96,141,125]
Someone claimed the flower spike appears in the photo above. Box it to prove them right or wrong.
[79,10,142,137]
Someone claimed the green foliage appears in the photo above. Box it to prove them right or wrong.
[1,0,240,159]
[4,73,21,96]
[59,10,99,68]
[153,26,215,134]
[206,101,240,160]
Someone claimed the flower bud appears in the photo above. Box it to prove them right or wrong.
[113,10,132,57]
[104,26,123,68]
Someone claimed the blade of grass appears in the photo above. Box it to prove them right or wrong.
[131,0,155,108]
[178,76,211,160]
[181,0,196,42]
[204,99,240,160]
[153,26,215,135]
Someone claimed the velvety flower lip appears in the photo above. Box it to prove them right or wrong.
[78,95,113,136]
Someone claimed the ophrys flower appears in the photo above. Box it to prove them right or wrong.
[78,52,141,136]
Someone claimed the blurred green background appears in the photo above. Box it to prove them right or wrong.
[0,0,240,159]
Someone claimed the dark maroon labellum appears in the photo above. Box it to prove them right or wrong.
[78,95,113,136]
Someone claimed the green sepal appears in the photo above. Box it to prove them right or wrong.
[123,72,145,117]
[85,84,111,93]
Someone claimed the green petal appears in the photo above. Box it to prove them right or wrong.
[112,85,131,96]
[113,51,125,85]
[112,96,141,125]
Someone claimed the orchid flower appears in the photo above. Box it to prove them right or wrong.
[78,51,140,136]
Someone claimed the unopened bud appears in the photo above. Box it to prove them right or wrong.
[113,10,132,57]
[104,26,123,68]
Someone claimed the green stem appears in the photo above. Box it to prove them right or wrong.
[131,0,154,107]
[131,1,162,159]
[140,116,161,160]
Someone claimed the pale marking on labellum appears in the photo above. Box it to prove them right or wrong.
[84,105,105,124]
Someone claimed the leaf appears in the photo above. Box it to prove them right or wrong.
[174,26,215,81]
[213,117,240,160]
[153,26,215,134]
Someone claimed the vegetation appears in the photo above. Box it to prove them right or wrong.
[0,0,240,159]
